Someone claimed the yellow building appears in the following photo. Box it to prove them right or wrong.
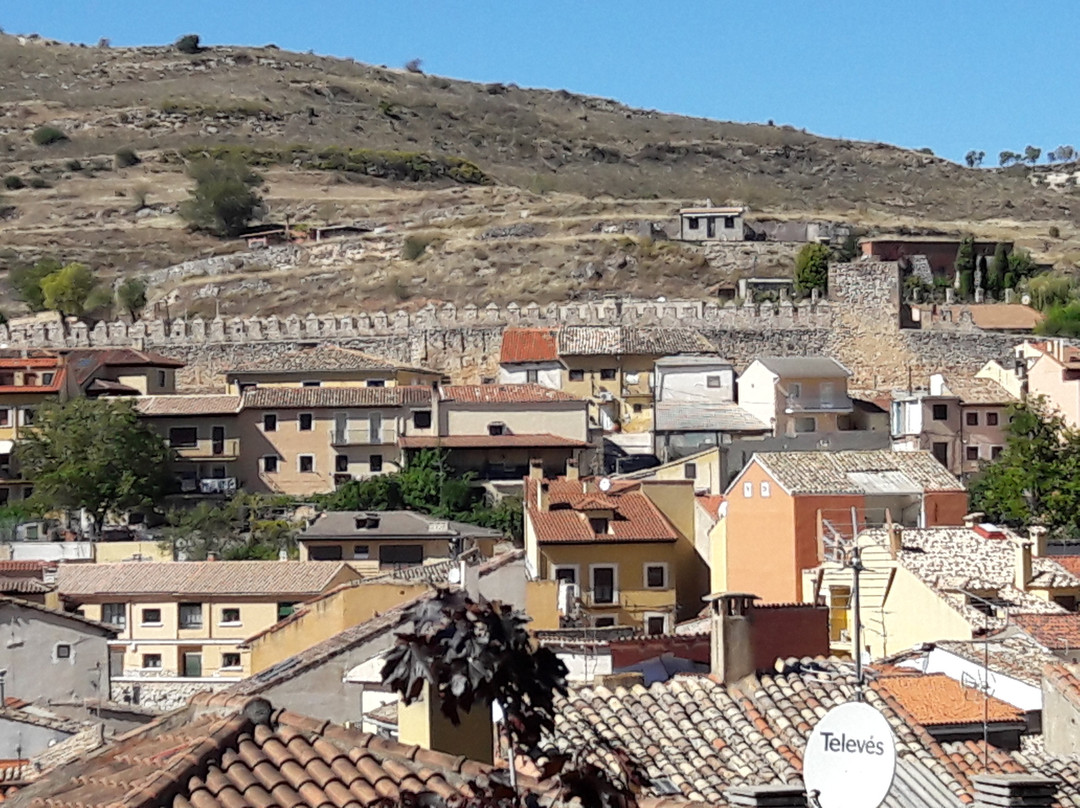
[805,523,1080,659]
[0,353,67,505]
[57,560,359,685]
[224,344,442,394]
[524,471,706,633]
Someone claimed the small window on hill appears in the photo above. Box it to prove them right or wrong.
[298,454,315,473]
[263,455,279,473]
[142,654,162,669]
[526,369,539,384]
[370,454,383,472]
[687,217,699,230]
[302,381,321,388]
[600,368,617,381]
[966,411,979,426]
[298,413,314,431]
[55,643,71,660]
[706,375,722,388]
[932,404,949,421]
[262,413,277,432]
[684,463,697,480]
[991,445,1004,459]
[413,410,432,429]
[569,369,585,382]
[966,446,980,461]
[488,422,506,436]
[987,412,999,426]
[335,455,349,473]
[168,427,198,448]
[367,380,386,388]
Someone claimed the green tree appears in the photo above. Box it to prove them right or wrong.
[1008,248,1037,280]
[175,34,201,54]
[16,398,173,536]
[1035,301,1080,337]
[965,150,985,168]
[954,235,976,278]
[318,474,404,511]
[988,243,1009,294]
[1024,145,1042,165]
[160,492,300,560]
[10,257,61,311]
[179,156,264,237]
[970,396,1080,535]
[794,242,829,296]
[40,262,103,317]
[117,276,148,320]
[1000,151,1020,167]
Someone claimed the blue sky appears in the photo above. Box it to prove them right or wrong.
[4,1,1077,164]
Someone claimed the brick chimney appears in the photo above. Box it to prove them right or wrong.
[565,457,580,481]
[725,784,807,808]
[1015,538,1033,591]
[972,774,1057,808]
[705,592,758,685]
[1030,525,1049,557]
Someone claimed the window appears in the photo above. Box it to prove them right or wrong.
[262,413,277,432]
[379,544,424,566]
[298,454,315,473]
[353,544,370,560]
[413,410,432,429]
[743,481,753,498]
[591,566,616,604]
[302,381,321,388]
[179,603,203,629]
[966,411,979,426]
[526,369,539,384]
[298,413,314,431]
[589,517,609,534]
[645,564,667,589]
[141,608,162,625]
[684,462,697,480]
[335,455,349,473]
[0,409,8,426]
[991,445,1004,459]
[1055,595,1078,611]
[932,404,949,421]
[488,422,506,436]
[168,427,198,448]
[277,603,296,621]
[157,370,166,387]
[932,442,949,465]
[724,216,736,229]
[262,455,279,473]
[789,382,802,398]
[366,379,386,388]
[55,643,71,659]
[687,216,700,230]
[221,608,241,625]
[369,412,382,443]
[102,603,126,628]
[987,412,999,426]
[554,566,578,584]
[309,545,344,561]
[706,375,722,388]
[632,403,643,413]
[966,446,980,461]
[21,407,35,425]
[221,652,242,669]
[595,617,617,628]
[646,615,667,635]
[794,417,816,433]
[760,481,771,498]
[142,654,162,669]
[569,369,585,382]
[370,454,383,472]
[600,368,617,381]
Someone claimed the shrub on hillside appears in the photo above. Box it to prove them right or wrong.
[3,175,24,190]
[179,156,264,238]
[31,126,68,146]
[794,242,829,296]
[114,147,140,168]
[175,34,201,54]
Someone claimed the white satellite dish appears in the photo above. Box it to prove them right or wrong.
[803,701,896,808]
[598,477,612,492]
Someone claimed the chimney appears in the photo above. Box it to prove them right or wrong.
[528,457,544,481]
[398,681,494,765]
[887,524,903,559]
[206,551,218,562]
[1015,539,1033,591]
[726,784,808,808]
[963,511,985,529]
[705,592,758,685]
[565,457,580,481]
[1030,525,1049,557]
[972,774,1057,808]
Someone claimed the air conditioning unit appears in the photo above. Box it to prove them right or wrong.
[558,581,581,616]
[597,391,614,402]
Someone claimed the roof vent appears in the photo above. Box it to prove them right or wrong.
[355,514,380,530]
[428,521,449,533]
[972,774,1057,808]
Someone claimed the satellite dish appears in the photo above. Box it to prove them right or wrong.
[803,701,896,808]
[598,477,612,492]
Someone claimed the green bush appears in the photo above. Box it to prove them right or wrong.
[402,234,433,261]
[114,147,140,168]
[3,175,24,190]
[64,159,83,172]
[26,177,49,189]
[794,242,830,296]
[179,156,263,237]
[175,34,200,54]
[1050,225,1061,239]
[1036,301,1080,338]
[31,126,68,146]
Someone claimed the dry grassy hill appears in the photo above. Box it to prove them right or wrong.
[1,34,1078,317]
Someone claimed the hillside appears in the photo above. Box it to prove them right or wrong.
[1,34,1078,317]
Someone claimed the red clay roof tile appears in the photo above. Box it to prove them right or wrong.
[500,328,560,363]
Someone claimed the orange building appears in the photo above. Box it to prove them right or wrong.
[713,450,967,603]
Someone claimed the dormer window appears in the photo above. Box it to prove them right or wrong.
[488,422,506,436]
[589,517,609,534]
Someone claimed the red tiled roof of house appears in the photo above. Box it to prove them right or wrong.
[873,673,1024,727]
[243,385,432,409]
[696,494,724,521]
[0,561,55,574]
[0,368,66,395]
[1043,663,1080,711]
[400,434,590,449]
[439,383,582,403]
[964,304,1044,332]
[500,327,560,363]
[1012,613,1080,650]
[135,395,242,417]
[0,577,51,595]
[0,356,60,369]
[1055,556,1080,578]
[526,477,680,544]
[64,348,184,386]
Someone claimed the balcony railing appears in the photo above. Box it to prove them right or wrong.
[331,426,397,446]
[171,438,241,459]
[785,396,853,413]
[179,477,237,495]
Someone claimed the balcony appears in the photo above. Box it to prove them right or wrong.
[784,395,853,414]
[179,477,237,495]
[579,588,677,610]
[170,438,241,460]
[331,426,397,446]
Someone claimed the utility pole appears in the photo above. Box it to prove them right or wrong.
[851,543,864,700]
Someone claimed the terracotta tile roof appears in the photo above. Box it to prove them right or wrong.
[749,450,964,495]
[243,385,432,409]
[0,356,60,369]
[942,377,1017,406]
[57,561,355,598]
[1055,556,1080,578]
[526,477,680,544]
[0,368,66,395]
[0,577,51,595]
[1044,662,1080,710]
[696,495,724,521]
[439,383,583,403]
[1012,613,1080,650]
[0,595,118,635]
[400,434,590,449]
[553,660,971,807]
[227,344,437,375]
[500,327,560,363]
[964,304,1044,331]
[135,394,242,416]
[64,348,184,385]
[0,561,55,574]
[874,673,1023,727]
[941,736,1080,807]
[558,326,715,356]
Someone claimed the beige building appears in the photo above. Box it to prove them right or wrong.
[678,204,747,242]
[1018,340,1080,428]
[737,356,855,437]
[805,522,1080,660]
[224,344,441,393]
[58,560,359,690]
